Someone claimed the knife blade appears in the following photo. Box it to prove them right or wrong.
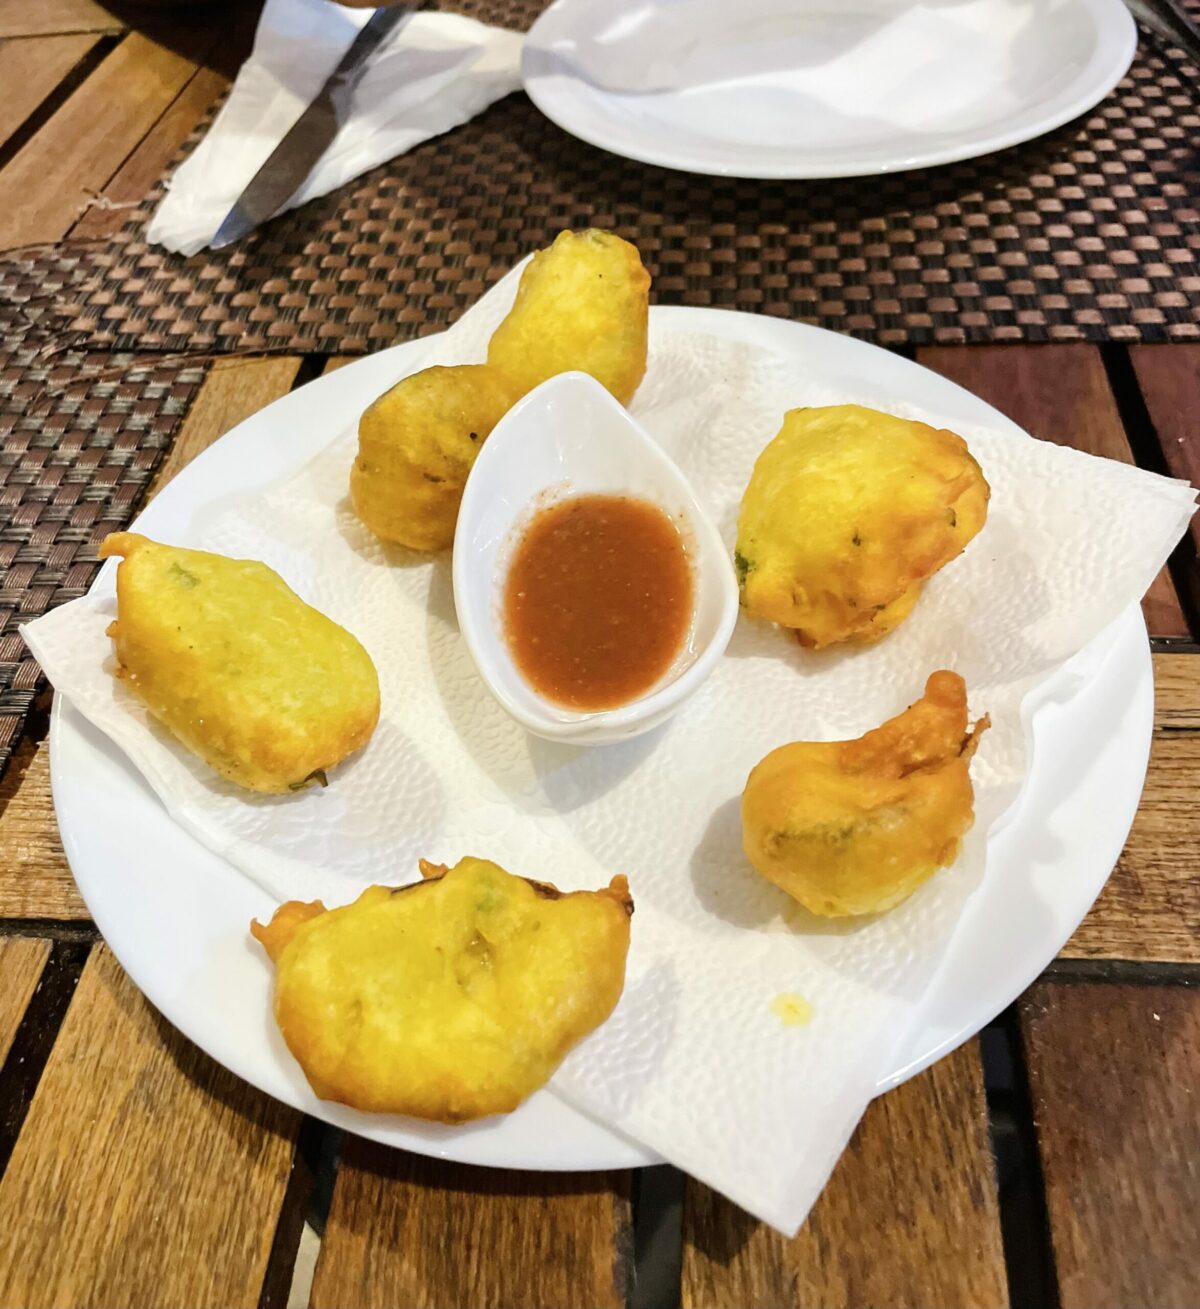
[211,3,421,250]
[1124,0,1200,72]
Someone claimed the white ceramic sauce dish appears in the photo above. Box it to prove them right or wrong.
[453,372,739,744]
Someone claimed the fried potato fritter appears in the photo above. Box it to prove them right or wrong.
[351,363,521,551]
[99,532,380,793]
[487,229,650,405]
[742,671,989,917]
[251,857,633,1121]
[736,405,990,648]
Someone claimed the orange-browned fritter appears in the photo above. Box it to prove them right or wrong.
[742,671,989,916]
[736,406,990,648]
[252,856,633,1121]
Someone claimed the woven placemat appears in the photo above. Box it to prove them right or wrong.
[4,1,1199,352]
[0,318,206,774]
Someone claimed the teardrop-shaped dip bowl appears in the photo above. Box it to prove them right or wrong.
[453,372,739,744]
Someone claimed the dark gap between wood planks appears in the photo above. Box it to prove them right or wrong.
[258,1118,340,1309]
[982,1013,1061,1309]
[0,33,118,175]
[0,939,87,1178]
[1101,345,1200,638]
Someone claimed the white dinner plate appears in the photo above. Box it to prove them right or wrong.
[522,0,1138,179]
[50,307,1152,1171]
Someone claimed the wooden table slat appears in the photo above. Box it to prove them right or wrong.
[0,728,86,919]
[1022,981,1200,1309]
[1061,729,1200,962]
[0,33,100,153]
[311,1144,631,1309]
[0,0,124,38]
[71,62,230,242]
[1152,653,1200,730]
[0,946,300,1308]
[917,343,1191,639]
[1062,646,1200,964]
[0,937,51,1066]
[680,1041,1008,1309]
[0,29,210,251]
[0,356,304,921]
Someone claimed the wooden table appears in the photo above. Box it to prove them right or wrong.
[0,7,1196,1307]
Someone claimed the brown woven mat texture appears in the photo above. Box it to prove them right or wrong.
[0,320,206,772]
[4,0,1199,354]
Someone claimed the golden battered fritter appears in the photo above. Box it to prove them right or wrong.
[742,671,989,917]
[736,405,990,649]
[351,363,521,551]
[99,532,380,793]
[251,857,633,1121]
[487,229,650,405]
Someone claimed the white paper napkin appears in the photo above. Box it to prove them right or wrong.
[22,265,1196,1233]
[147,0,524,255]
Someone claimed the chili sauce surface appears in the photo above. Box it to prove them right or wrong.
[503,494,694,711]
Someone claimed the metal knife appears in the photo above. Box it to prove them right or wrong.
[211,3,421,250]
[1124,0,1200,72]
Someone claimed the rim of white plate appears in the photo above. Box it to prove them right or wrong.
[48,306,1153,1171]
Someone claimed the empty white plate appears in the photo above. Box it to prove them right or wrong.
[523,0,1138,178]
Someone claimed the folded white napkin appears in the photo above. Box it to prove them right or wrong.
[147,0,524,255]
[21,259,1197,1233]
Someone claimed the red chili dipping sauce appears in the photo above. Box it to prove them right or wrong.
[503,494,694,711]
